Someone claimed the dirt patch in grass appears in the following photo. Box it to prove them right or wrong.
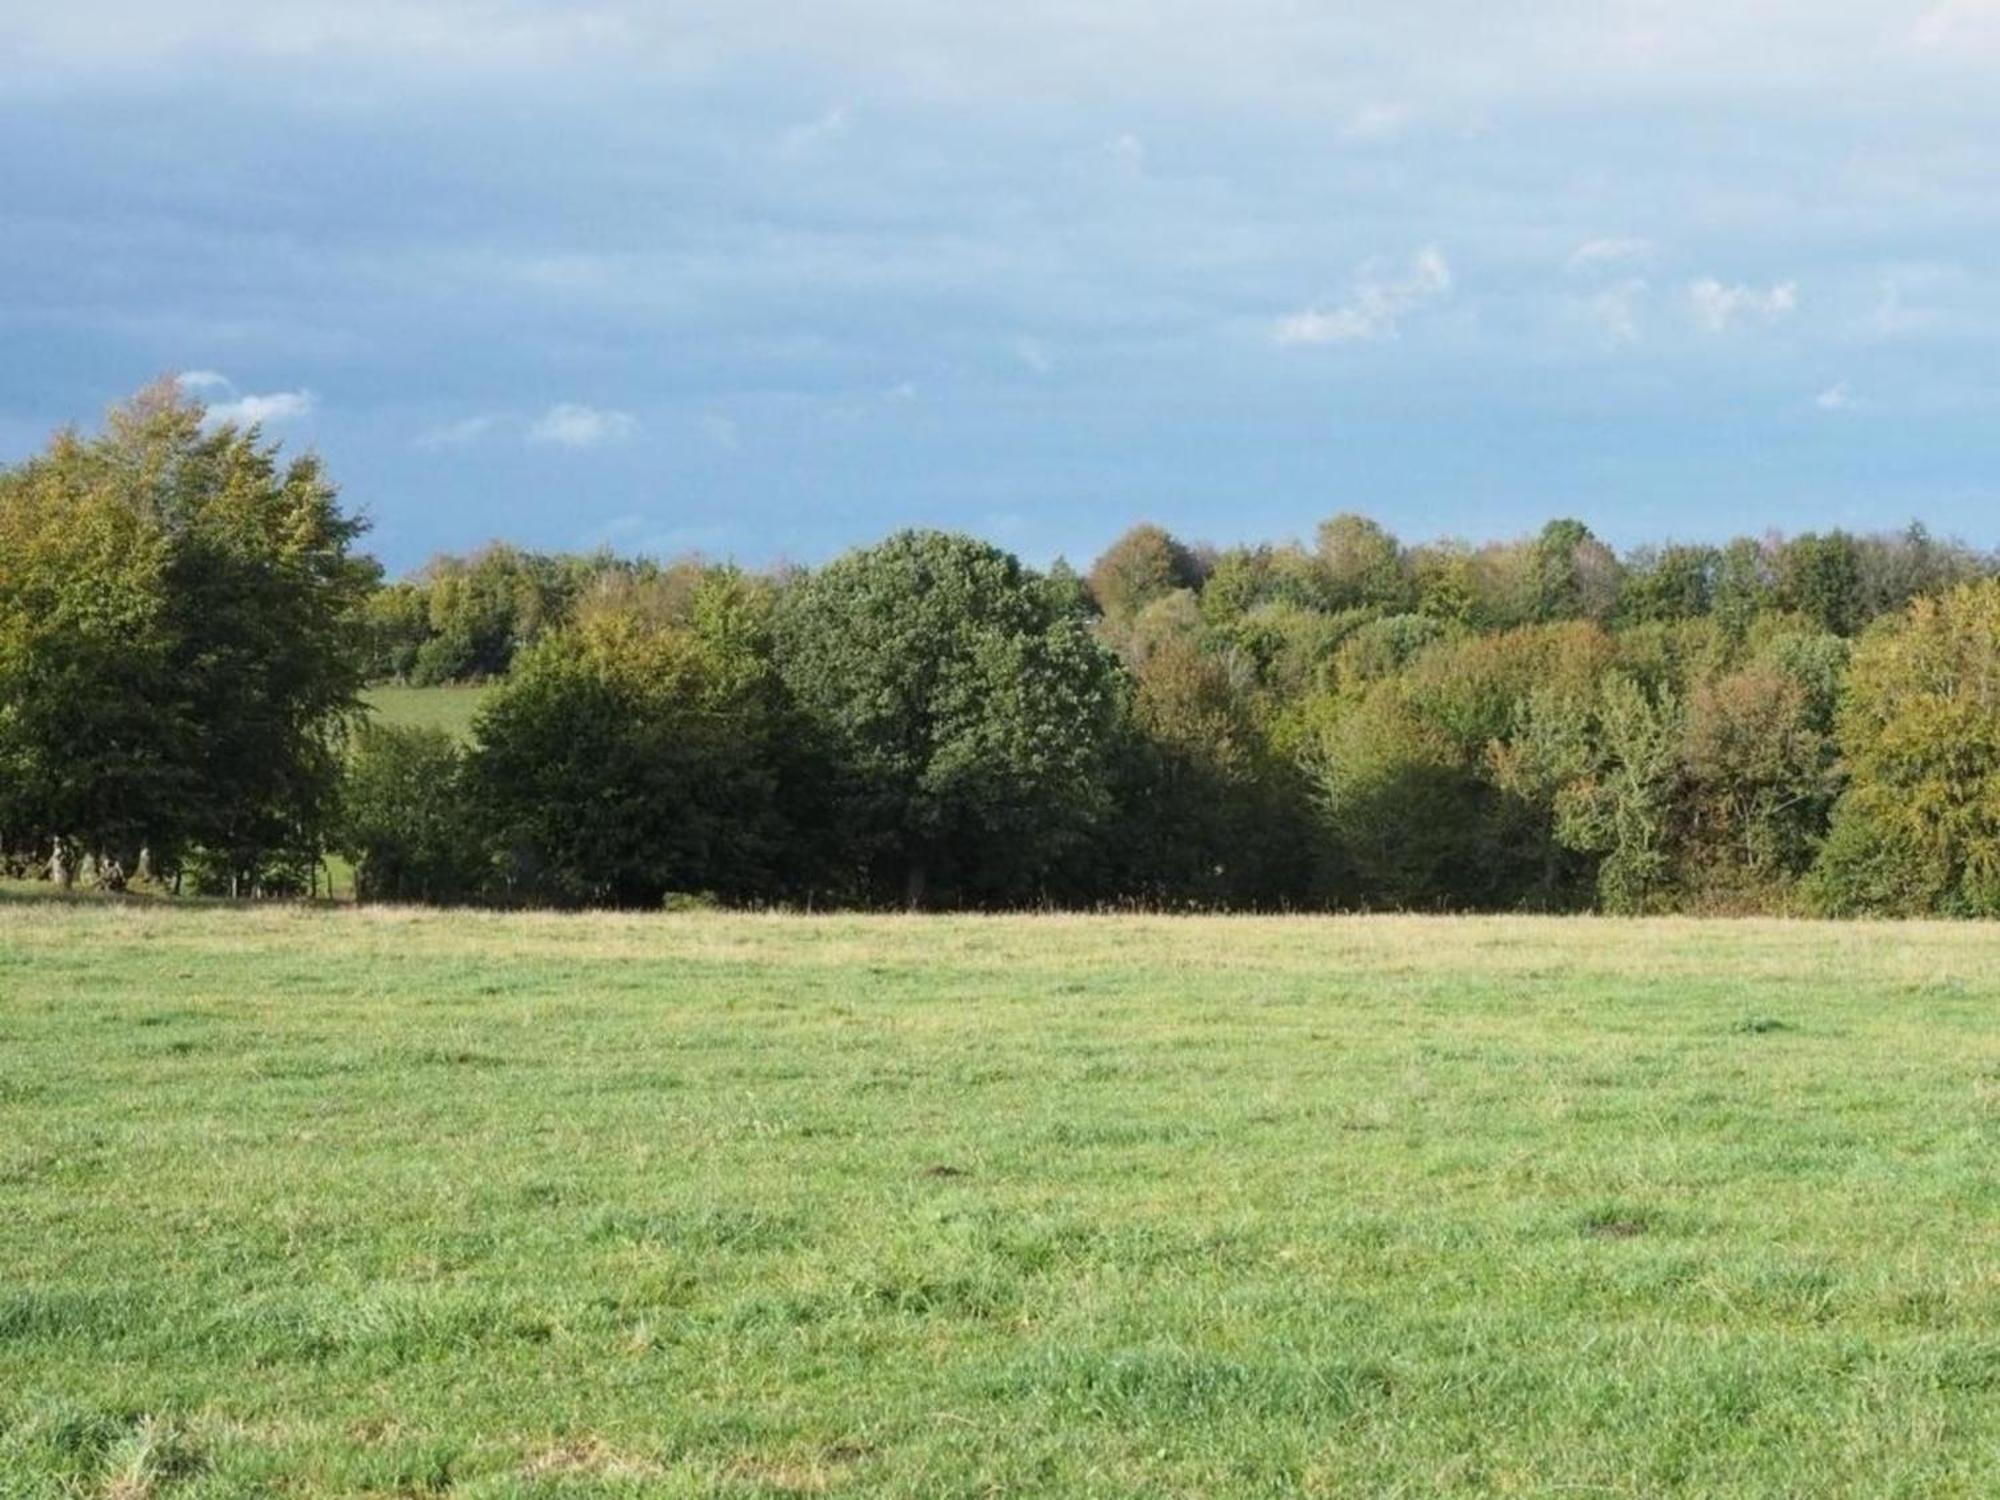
[521,1437,664,1480]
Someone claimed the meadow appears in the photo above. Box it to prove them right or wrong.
[2,900,1997,1496]
[362,684,495,742]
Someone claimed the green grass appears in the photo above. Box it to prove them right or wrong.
[2,902,1997,1496]
[362,683,494,741]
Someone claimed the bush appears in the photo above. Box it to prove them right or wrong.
[339,724,484,904]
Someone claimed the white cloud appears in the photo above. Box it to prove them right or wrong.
[1568,242,1653,342]
[175,370,315,426]
[1276,247,1452,347]
[1567,237,1653,274]
[528,402,637,448]
[1816,381,1857,411]
[1104,132,1147,173]
[1587,279,1648,343]
[11,1,637,73]
[702,413,740,451]
[1866,267,1957,338]
[416,414,502,448]
[1689,278,1798,331]
[206,389,315,426]
[1338,103,1411,143]
[1913,0,2000,50]
[16,2,1964,108]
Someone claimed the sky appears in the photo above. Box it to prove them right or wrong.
[3,1,1998,575]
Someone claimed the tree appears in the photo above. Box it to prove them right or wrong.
[774,531,1123,907]
[1110,630,1313,907]
[1776,531,1864,636]
[338,724,484,903]
[408,544,582,683]
[1563,676,1683,913]
[1810,580,2000,915]
[1619,544,1716,624]
[1311,683,1490,909]
[1315,513,1412,611]
[0,383,375,891]
[1086,524,1203,621]
[363,581,431,681]
[1527,519,1621,623]
[0,430,181,883]
[1408,540,1477,625]
[1854,522,1980,621]
[471,570,802,908]
[156,424,378,890]
[1678,652,1840,905]
[1710,537,1775,638]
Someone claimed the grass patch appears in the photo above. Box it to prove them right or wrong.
[361,683,494,741]
[2,902,1998,1493]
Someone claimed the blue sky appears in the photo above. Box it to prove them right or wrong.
[4,2,1997,575]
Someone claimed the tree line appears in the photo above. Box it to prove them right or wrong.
[6,385,2000,915]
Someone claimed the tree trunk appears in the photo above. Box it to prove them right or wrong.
[904,858,927,911]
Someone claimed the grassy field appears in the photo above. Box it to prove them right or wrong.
[362,684,495,741]
[2,902,1997,1496]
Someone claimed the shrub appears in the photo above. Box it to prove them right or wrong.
[339,723,484,904]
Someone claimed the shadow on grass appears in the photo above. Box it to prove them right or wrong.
[0,879,350,913]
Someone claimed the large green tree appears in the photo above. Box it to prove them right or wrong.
[470,570,804,908]
[773,530,1123,907]
[0,431,181,880]
[1315,513,1412,612]
[0,383,375,889]
[1810,580,2000,915]
[1087,523,1204,622]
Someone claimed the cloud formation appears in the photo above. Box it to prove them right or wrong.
[1567,238,1653,273]
[209,389,315,426]
[9,1,2000,570]
[18,1,2000,107]
[528,403,638,448]
[1276,248,1452,347]
[1689,278,1799,331]
[1587,280,1648,343]
[174,371,316,427]
[1912,0,2000,51]
[1338,103,1412,143]
[416,414,503,449]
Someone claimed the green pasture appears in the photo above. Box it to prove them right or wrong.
[1,903,1995,1495]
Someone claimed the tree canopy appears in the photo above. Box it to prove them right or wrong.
[8,385,2000,916]
[1,383,375,890]
[773,530,1123,907]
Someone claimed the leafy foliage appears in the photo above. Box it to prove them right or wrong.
[471,572,804,907]
[338,724,484,903]
[774,530,1123,907]
[0,383,375,889]
[10,389,2000,914]
[1810,580,2000,915]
